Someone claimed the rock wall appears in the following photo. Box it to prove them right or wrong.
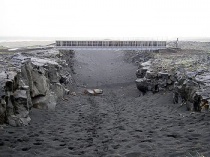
[0,49,74,126]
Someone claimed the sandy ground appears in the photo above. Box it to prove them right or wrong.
[1,50,210,157]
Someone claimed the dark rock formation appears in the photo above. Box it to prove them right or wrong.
[134,48,210,112]
[135,60,174,95]
[0,48,74,126]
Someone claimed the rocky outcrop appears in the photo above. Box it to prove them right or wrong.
[135,49,210,112]
[135,60,173,95]
[0,49,74,126]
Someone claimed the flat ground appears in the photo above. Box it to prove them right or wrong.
[1,50,210,157]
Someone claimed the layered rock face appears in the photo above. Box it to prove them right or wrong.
[0,49,74,126]
[135,48,210,112]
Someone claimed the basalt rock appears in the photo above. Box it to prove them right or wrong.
[31,67,49,97]
[46,64,61,83]
[134,50,210,112]
[0,49,74,126]
[0,69,32,125]
[32,91,57,110]
[135,78,148,95]
[50,83,66,99]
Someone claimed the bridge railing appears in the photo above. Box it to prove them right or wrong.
[56,40,166,50]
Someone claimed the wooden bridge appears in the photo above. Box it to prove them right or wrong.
[56,40,166,50]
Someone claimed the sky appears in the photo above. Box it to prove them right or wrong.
[1,0,210,39]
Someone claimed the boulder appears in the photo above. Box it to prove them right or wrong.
[31,69,49,97]
[8,114,31,127]
[19,116,31,126]
[135,78,148,95]
[7,115,23,127]
[32,92,57,110]
[84,89,103,96]
[50,83,65,99]
[84,89,95,95]
[93,89,103,94]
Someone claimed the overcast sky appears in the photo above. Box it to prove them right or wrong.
[1,0,210,39]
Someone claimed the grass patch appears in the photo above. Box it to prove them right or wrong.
[0,51,15,55]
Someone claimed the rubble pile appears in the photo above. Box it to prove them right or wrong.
[0,49,74,126]
[135,49,210,112]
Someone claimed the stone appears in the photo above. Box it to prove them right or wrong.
[21,59,50,98]
[84,89,95,95]
[13,90,27,99]
[32,92,57,110]
[47,64,60,83]
[136,68,148,78]
[84,89,103,96]
[136,69,143,78]
[37,66,46,75]
[31,57,59,67]
[195,73,210,84]
[16,110,29,119]
[158,72,169,79]
[141,60,152,67]
[186,71,197,79]
[19,116,31,126]
[50,83,65,99]
[70,92,76,96]
[167,79,173,85]
[31,69,49,97]
[93,89,103,94]
[135,78,148,95]
[173,92,179,104]
[8,115,22,127]
[145,71,156,79]
[169,75,176,82]
[5,95,14,117]
[65,89,70,95]
[158,79,167,88]
[59,74,71,84]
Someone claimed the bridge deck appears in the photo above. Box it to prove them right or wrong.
[56,40,166,50]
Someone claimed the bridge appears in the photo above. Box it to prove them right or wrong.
[56,40,166,50]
